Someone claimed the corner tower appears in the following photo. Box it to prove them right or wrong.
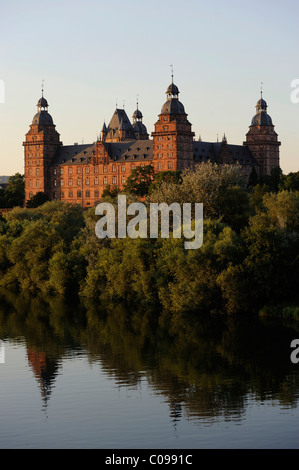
[23,92,61,203]
[151,78,194,172]
[244,92,280,176]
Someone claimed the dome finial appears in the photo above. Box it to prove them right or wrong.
[41,79,44,97]
[170,64,174,83]
[261,81,263,99]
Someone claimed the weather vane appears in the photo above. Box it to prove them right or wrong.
[170,64,174,82]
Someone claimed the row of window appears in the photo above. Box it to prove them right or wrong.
[28,175,128,189]
[60,190,100,199]
[29,188,119,201]
[56,163,135,175]
[58,176,127,186]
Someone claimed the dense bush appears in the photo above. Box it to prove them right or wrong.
[0,164,298,319]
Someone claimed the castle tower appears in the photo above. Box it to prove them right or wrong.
[152,78,195,173]
[244,92,280,176]
[132,102,149,140]
[23,91,61,203]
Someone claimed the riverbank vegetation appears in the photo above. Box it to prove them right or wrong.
[0,163,298,320]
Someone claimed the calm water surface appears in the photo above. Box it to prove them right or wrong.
[0,290,299,449]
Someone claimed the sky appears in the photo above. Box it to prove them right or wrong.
[0,0,299,175]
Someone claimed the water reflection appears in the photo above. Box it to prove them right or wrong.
[1,288,299,426]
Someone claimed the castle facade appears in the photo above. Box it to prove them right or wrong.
[23,80,281,207]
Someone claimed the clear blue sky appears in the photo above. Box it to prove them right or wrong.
[1,0,299,175]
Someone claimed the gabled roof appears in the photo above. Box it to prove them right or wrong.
[105,108,136,141]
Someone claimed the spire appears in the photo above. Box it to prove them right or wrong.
[37,80,48,111]
[170,64,174,83]
[133,96,143,122]
[101,121,107,141]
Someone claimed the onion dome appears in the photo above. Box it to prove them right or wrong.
[132,120,148,135]
[32,94,53,125]
[133,108,143,120]
[132,103,148,136]
[161,80,186,115]
[32,111,53,125]
[166,82,179,97]
[256,97,267,111]
[251,94,273,126]
[161,99,185,115]
[37,96,49,109]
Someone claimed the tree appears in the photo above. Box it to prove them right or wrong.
[26,191,49,208]
[259,167,282,192]
[3,173,24,207]
[101,185,120,199]
[149,170,182,193]
[125,165,155,197]
[247,166,258,188]
[219,190,299,314]
[279,171,299,192]
[149,162,248,220]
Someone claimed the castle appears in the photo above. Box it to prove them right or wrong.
[23,79,281,207]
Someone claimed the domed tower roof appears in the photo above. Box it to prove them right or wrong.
[161,79,186,115]
[256,97,267,111]
[32,93,54,126]
[133,108,143,120]
[37,96,49,109]
[251,93,273,126]
[166,82,179,97]
[132,120,148,135]
[131,100,148,138]
[32,111,54,126]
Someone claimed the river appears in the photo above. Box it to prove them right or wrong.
[0,289,299,449]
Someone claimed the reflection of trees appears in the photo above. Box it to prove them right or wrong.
[0,289,299,423]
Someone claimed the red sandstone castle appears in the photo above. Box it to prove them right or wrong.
[24,79,280,207]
